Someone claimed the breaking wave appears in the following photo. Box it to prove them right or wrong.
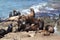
[21,2,55,15]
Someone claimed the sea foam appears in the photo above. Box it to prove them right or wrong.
[21,2,55,15]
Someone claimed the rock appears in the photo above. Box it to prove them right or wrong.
[27,31,36,37]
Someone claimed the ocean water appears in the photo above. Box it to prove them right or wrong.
[0,0,48,18]
[0,0,60,18]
